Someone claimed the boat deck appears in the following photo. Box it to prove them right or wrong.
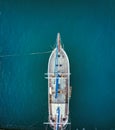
[48,48,70,129]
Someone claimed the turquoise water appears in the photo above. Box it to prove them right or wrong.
[0,0,115,129]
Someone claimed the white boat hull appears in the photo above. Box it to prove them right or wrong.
[48,42,71,130]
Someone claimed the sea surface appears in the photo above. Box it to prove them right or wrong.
[0,0,115,130]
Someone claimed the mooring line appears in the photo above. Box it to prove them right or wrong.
[0,50,52,58]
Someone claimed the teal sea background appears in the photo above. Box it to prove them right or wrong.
[0,0,115,129]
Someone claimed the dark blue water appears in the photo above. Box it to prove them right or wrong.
[0,0,115,129]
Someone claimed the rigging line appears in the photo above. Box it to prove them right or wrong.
[0,50,52,58]
[28,120,40,128]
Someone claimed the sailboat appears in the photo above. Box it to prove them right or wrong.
[45,33,71,130]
